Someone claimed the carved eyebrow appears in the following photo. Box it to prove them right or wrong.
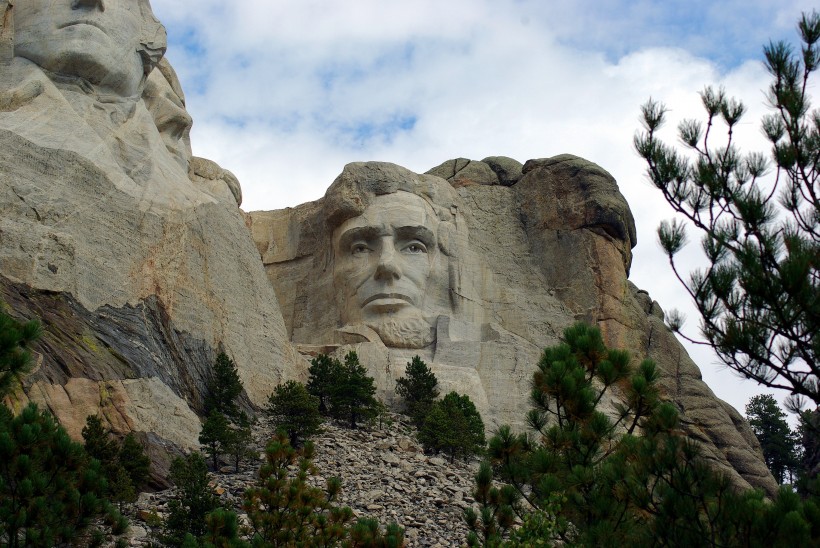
[337,226,385,249]
[395,226,436,246]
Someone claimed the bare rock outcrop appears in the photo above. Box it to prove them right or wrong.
[247,157,777,496]
[0,0,304,483]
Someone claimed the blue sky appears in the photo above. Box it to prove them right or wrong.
[149,0,816,420]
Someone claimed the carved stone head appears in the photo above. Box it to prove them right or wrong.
[324,163,466,348]
[13,0,166,97]
[143,58,193,170]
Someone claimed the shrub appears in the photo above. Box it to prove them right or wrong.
[395,355,439,427]
[267,380,322,447]
[419,392,485,462]
[162,453,220,547]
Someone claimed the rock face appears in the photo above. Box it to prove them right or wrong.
[0,0,304,483]
[0,1,775,498]
[247,157,778,496]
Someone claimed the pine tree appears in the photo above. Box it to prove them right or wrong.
[799,409,820,494]
[243,432,352,545]
[242,431,404,546]
[469,322,820,546]
[204,352,243,419]
[348,518,405,547]
[223,422,254,474]
[82,416,151,510]
[267,380,322,447]
[199,410,232,471]
[329,351,380,429]
[419,392,485,462]
[0,300,41,398]
[201,507,248,548]
[82,415,120,471]
[395,355,439,427]
[162,453,220,547]
[746,395,801,484]
[634,11,820,408]
[119,433,151,491]
[464,461,518,546]
[306,353,339,415]
[0,403,110,547]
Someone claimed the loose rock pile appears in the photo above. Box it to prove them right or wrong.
[124,414,480,547]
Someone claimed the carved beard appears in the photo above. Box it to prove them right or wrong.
[366,315,436,349]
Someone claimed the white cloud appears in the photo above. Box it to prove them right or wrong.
[149,0,813,421]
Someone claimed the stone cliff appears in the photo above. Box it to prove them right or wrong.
[0,0,304,483]
[247,158,777,496]
[0,0,775,496]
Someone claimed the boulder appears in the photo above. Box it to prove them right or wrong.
[481,155,524,186]
[426,158,499,186]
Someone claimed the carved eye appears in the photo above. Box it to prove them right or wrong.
[351,243,371,255]
[403,242,427,254]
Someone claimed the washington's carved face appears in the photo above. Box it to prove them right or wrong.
[333,192,444,329]
[14,0,151,96]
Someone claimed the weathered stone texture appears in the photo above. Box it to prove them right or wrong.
[248,156,776,496]
[0,2,304,483]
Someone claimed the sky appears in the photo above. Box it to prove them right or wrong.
[149,0,816,422]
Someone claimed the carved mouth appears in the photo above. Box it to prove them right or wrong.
[361,293,412,307]
[58,20,108,33]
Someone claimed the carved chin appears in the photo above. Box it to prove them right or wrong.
[367,317,435,349]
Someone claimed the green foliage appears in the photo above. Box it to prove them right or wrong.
[464,462,518,546]
[634,11,820,408]
[162,452,220,547]
[395,355,439,427]
[241,431,403,547]
[82,416,151,509]
[0,403,109,547]
[267,380,322,447]
[419,391,485,462]
[470,322,820,546]
[224,422,255,474]
[0,300,41,398]
[200,356,253,472]
[205,352,244,419]
[798,409,820,495]
[332,351,380,429]
[242,432,351,545]
[306,353,337,415]
[347,518,405,547]
[746,394,801,483]
[307,352,381,429]
[200,508,248,548]
[119,433,151,490]
[200,410,232,470]
[82,415,120,468]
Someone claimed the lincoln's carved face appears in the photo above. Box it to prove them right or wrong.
[14,0,163,97]
[332,191,446,330]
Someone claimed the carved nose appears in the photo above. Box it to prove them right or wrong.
[72,0,105,11]
[374,245,401,280]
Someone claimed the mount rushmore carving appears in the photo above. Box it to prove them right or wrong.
[0,0,775,494]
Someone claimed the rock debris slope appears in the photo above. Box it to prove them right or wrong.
[129,416,478,547]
